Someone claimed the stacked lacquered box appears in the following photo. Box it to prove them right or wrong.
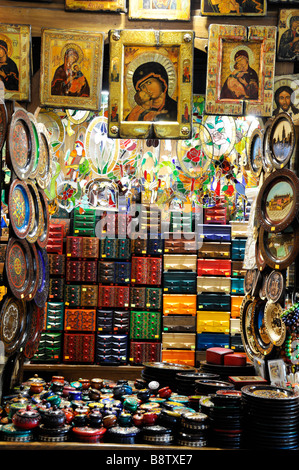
[161,210,197,366]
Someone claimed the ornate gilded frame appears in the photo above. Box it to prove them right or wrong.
[205,24,277,116]
[277,9,299,62]
[0,24,31,102]
[65,0,126,11]
[108,29,194,139]
[128,0,190,21]
[40,28,104,111]
[201,0,266,16]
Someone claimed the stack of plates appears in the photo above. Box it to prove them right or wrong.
[175,372,220,395]
[141,362,196,391]
[241,385,299,450]
[205,391,244,449]
[200,361,255,380]
[195,379,235,395]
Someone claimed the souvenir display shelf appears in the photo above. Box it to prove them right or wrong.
[0,0,299,453]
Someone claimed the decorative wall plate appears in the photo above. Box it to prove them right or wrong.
[177,123,213,179]
[0,296,27,356]
[35,123,52,190]
[35,108,65,153]
[262,118,274,174]
[36,189,49,249]
[250,299,275,357]
[252,270,263,297]
[66,109,90,124]
[28,113,41,181]
[241,384,297,401]
[5,238,33,300]
[25,181,43,244]
[202,115,236,161]
[0,100,8,152]
[259,271,269,301]
[8,179,33,240]
[85,116,119,176]
[264,301,286,347]
[7,108,36,180]
[240,295,263,362]
[244,269,256,295]
[34,247,49,308]
[256,168,299,233]
[259,223,299,270]
[247,128,263,177]
[268,112,295,170]
[266,269,285,304]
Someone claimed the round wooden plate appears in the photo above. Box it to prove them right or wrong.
[0,296,27,356]
[8,179,33,240]
[256,168,299,233]
[5,238,33,300]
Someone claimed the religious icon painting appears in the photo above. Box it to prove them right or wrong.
[205,24,277,117]
[277,10,299,61]
[273,74,299,124]
[0,24,31,102]
[108,29,194,139]
[40,28,104,111]
[65,0,126,12]
[201,0,266,16]
[128,0,190,21]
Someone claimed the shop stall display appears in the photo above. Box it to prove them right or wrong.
[0,0,299,451]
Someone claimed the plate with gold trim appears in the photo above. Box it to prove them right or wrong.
[0,296,27,356]
[7,108,36,180]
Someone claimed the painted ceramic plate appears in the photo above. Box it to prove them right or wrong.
[268,112,295,170]
[7,108,36,180]
[36,189,49,249]
[265,269,285,303]
[25,181,43,244]
[0,100,8,152]
[36,123,52,190]
[259,223,299,270]
[8,179,33,239]
[0,296,27,356]
[34,247,49,308]
[264,301,286,347]
[256,168,299,233]
[250,298,275,357]
[35,108,65,153]
[248,128,263,177]
[5,238,33,300]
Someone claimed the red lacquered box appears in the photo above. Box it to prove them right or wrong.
[206,347,234,365]
[223,353,247,367]
[197,259,231,277]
